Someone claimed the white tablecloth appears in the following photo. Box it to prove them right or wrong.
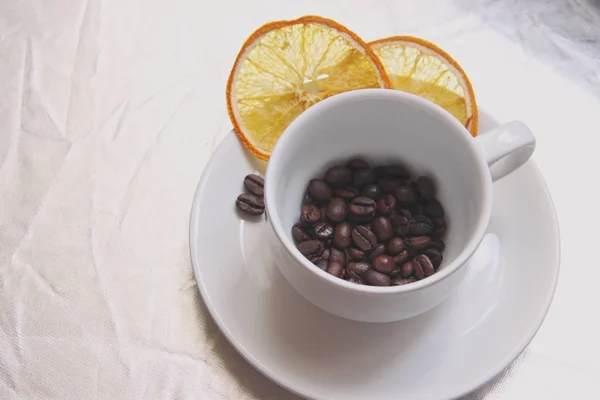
[1,0,599,398]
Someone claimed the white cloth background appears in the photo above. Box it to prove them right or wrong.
[1,0,599,399]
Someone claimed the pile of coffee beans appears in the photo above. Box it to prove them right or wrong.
[292,158,447,286]
[235,174,266,215]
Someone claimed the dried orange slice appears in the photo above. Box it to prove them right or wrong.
[227,16,391,160]
[370,36,478,136]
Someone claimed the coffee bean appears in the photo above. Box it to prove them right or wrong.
[361,184,382,200]
[393,249,410,266]
[410,203,424,216]
[364,269,392,286]
[347,276,366,285]
[312,258,329,270]
[394,185,417,204]
[333,222,352,249]
[433,220,447,237]
[392,277,417,286]
[406,236,432,250]
[424,199,445,218]
[380,164,409,178]
[433,238,446,250]
[348,247,365,260]
[398,208,412,219]
[376,194,396,215]
[346,261,370,277]
[369,244,386,260]
[297,240,324,259]
[327,261,344,278]
[326,197,348,223]
[236,193,265,215]
[413,258,425,280]
[324,165,352,187]
[417,176,436,200]
[373,255,395,274]
[410,215,434,236]
[332,187,359,200]
[292,223,312,243]
[400,260,414,278]
[372,216,393,242]
[346,158,370,170]
[392,215,411,237]
[308,179,333,202]
[314,222,333,241]
[243,174,265,196]
[422,248,442,268]
[352,169,376,188]
[322,249,331,261]
[303,191,315,205]
[329,247,346,265]
[351,226,378,252]
[319,207,327,222]
[416,254,435,277]
[301,204,321,225]
[349,197,376,218]
[387,237,406,255]
[377,177,402,194]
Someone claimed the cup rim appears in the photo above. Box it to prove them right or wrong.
[265,88,493,294]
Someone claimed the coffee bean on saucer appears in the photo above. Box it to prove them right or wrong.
[308,179,333,202]
[333,222,353,249]
[327,197,348,223]
[364,269,392,286]
[243,174,265,196]
[297,240,324,259]
[292,223,312,243]
[236,193,265,215]
[301,204,321,225]
[324,165,352,187]
[352,226,378,252]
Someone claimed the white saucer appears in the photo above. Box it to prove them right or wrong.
[189,110,560,400]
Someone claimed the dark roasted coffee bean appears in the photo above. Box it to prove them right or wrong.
[329,247,346,264]
[297,240,324,259]
[393,249,410,266]
[333,186,359,200]
[351,226,378,252]
[236,193,265,215]
[308,179,333,202]
[416,254,435,277]
[393,215,411,237]
[372,216,393,242]
[326,197,348,223]
[387,237,406,255]
[301,204,321,225]
[424,199,445,218]
[369,244,386,260]
[319,207,327,222]
[322,249,331,261]
[243,174,265,196]
[312,257,329,270]
[349,196,376,218]
[324,165,352,187]
[392,277,417,286]
[432,238,446,250]
[413,258,425,280]
[410,215,434,236]
[400,260,414,278]
[303,191,315,205]
[417,176,436,200]
[372,255,395,274]
[377,177,403,193]
[398,208,412,219]
[314,222,333,241]
[346,261,371,277]
[361,184,382,200]
[333,222,352,249]
[394,185,417,204]
[352,168,376,188]
[292,223,312,243]
[327,261,344,278]
[346,158,370,170]
[410,202,424,216]
[347,276,366,285]
[376,194,396,215]
[348,247,365,260]
[422,248,442,268]
[432,217,446,228]
[406,236,432,250]
[433,220,447,237]
[380,164,409,178]
[364,269,392,286]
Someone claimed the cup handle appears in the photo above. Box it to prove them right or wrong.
[474,121,536,182]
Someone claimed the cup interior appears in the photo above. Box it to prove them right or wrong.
[266,89,492,288]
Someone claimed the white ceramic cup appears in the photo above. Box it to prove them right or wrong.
[265,89,535,323]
